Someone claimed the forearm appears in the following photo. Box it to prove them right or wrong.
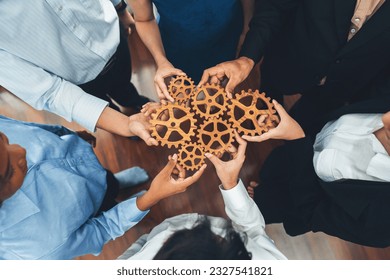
[0,50,108,132]
[96,107,134,137]
[239,0,299,63]
[135,21,169,67]
[129,0,169,67]
[240,0,255,34]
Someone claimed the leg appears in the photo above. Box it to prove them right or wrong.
[251,146,294,224]
[96,171,120,214]
[106,29,149,109]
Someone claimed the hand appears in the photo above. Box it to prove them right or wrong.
[128,112,158,146]
[198,57,255,98]
[76,131,96,147]
[155,61,186,102]
[140,100,167,117]
[118,9,135,35]
[242,100,305,142]
[136,154,206,210]
[205,131,247,190]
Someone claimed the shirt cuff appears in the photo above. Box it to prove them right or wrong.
[366,153,390,181]
[72,92,109,132]
[219,179,251,210]
[110,0,122,7]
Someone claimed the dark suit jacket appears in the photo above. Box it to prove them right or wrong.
[240,0,390,103]
[273,96,390,248]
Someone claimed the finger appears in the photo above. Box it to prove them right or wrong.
[154,83,165,101]
[204,152,222,168]
[161,153,178,174]
[175,163,186,179]
[181,164,206,186]
[234,130,247,157]
[257,115,267,125]
[225,79,238,97]
[198,70,211,87]
[210,76,219,85]
[156,80,174,103]
[272,99,288,119]
[242,134,268,143]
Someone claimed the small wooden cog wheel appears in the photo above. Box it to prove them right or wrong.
[227,90,279,136]
[178,144,205,171]
[197,118,234,156]
[191,83,227,119]
[168,76,195,104]
[150,103,197,148]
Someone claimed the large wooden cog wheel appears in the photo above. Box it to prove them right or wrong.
[150,103,197,148]
[168,76,195,104]
[178,144,205,171]
[197,118,234,156]
[191,83,227,119]
[227,90,279,136]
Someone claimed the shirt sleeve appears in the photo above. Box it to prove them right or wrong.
[239,0,299,63]
[366,153,390,181]
[0,49,108,132]
[47,195,149,259]
[219,180,266,236]
[110,0,122,7]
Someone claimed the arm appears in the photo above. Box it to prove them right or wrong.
[206,132,286,258]
[236,0,255,56]
[128,0,185,101]
[0,49,107,133]
[199,0,299,95]
[53,154,206,259]
[0,50,158,145]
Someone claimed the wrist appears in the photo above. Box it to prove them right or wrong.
[221,178,239,190]
[115,0,127,14]
[237,56,255,70]
[136,191,158,211]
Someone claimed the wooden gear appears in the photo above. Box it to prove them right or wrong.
[167,76,195,104]
[190,83,227,119]
[149,76,278,170]
[150,103,197,148]
[227,90,279,136]
[177,144,205,171]
[197,118,234,156]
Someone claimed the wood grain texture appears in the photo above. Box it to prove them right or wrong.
[1,27,389,260]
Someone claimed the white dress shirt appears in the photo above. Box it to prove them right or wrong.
[313,114,390,182]
[0,0,121,131]
[118,180,287,260]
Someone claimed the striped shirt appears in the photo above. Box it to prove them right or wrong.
[0,0,122,131]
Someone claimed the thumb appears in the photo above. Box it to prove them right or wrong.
[161,154,178,174]
[225,80,236,98]
[205,152,221,168]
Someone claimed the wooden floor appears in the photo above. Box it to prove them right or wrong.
[1,28,390,260]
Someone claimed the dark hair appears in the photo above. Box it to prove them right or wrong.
[153,218,252,260]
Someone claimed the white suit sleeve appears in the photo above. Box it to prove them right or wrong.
[0,49,108,132]
[219,179,287,259]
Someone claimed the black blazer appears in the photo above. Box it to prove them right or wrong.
[240,0,390,103]
[280,96,390,248]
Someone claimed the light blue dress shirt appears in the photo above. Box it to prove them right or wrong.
[0,0,122,132]
[0,116,149,259]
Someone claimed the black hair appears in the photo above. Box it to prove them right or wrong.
[153,218,252,260]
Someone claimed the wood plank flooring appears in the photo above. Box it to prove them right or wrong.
[0,28,389,260]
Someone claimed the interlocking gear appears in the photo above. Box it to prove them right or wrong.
[227,90,279,136]
[191,83,227,119]
[150,103,197,148]
[168,76,195,104]
[197,118,234,156]
[177,144,205,171]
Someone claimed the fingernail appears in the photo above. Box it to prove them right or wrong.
[204,153,211,158]
[172,154,178,160]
